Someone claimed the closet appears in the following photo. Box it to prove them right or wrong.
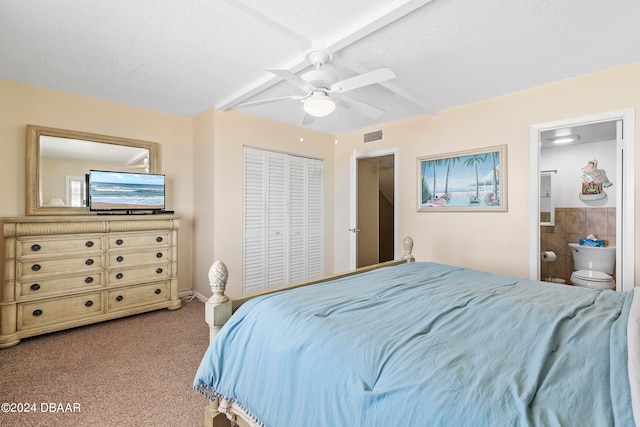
[243,147,324,293]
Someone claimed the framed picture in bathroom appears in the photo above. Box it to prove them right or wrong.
[417,145,507,212]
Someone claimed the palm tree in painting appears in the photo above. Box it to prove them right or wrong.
[463,154,487,203]
[421,161,432,204]
[443,156,460,200]
[490,151,499,205]
[421,159,443,204]
[431,159,445,200]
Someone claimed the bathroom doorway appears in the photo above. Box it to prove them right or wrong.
[529,109,635,291]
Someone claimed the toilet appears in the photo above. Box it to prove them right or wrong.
[568,243,616,290]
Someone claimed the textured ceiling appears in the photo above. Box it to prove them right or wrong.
[1,0,639,135]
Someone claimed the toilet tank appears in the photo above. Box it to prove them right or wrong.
[568,243,616,274]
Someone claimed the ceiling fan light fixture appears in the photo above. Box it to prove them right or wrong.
[303,94,336,117]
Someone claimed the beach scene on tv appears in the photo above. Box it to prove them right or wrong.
[420,149,501,208]
[89,171,165,210]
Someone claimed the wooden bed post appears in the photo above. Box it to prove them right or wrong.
[205,260,232,343]
[204,260,235,427]
[402,236,415,262]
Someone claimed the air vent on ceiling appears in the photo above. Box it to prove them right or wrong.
[363,130,383,144]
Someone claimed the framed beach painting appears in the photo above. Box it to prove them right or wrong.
[417,145,507,212]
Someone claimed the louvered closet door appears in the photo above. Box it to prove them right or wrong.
[243,147,324,293]
[306,158,324,279]
[288,155,307,283]
[266,152,287,288]
[243,148,266,293]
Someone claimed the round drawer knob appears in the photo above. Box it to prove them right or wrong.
[85,259,94,266]
[116,295,123,302]
[85,241,94,248]
[116,273,124,280]
[116,256,124,262]
[116,239,124,245]
[85,300,93,307]
[156,236,163,243]
[30,283,41,291]
[154,288,161,295]
[31,264,41,272]
[156,268,163,274]
[31,244,41,252]
[156,252,163,258]
[32,309,43,317]
[85,277,94,284]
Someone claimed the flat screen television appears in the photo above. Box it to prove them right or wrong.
[88,170,165,212]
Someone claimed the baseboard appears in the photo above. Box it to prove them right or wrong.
[179,289,208,303]
[192,292,208,302]
[178,289,193,299]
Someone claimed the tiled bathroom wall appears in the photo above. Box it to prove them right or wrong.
[540,207,616,283]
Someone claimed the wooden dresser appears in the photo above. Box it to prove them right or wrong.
[0,215,181,348]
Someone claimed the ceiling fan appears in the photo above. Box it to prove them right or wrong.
[240,49,396,124]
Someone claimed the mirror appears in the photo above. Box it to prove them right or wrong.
[540,171,556,226]
[26,125,159,215]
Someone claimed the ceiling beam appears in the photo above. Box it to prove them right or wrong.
[216,0,313,110]
[325,0,435,52]
[216,57,310,111]
[220,0,310,49]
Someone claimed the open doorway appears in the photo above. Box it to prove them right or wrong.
[350,150,397,269]
[530,109,635,291]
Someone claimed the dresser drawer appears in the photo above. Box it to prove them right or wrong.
[108,232,170,250]
[18,255,103,278]
[17,273,103,299]
[108,249,170,268]
[18,292,102,330]
[17,235,102,257]
[107,264,170,285]
[107,282,169,311]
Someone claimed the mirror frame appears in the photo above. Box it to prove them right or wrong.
[26,124,159,215]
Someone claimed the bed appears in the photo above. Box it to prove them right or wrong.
[194,237,640,427]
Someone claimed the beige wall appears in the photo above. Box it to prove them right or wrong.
[192,106,217,298]
[334,62,640,283]
[193,108,335,298]
[2,61,639,300]
[0,79,195,291]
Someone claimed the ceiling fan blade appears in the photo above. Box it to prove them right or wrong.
[329,68,396,93]
[268,69,313,92]
[338,96,385,119]
[240,95,302,108]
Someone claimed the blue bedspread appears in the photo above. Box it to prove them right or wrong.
[194,262,635,426]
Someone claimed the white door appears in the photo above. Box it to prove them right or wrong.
[357,158,380,268]
[350,149,398,269]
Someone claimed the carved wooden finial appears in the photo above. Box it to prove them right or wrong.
[401,236,415,261]
[208,260,229,304]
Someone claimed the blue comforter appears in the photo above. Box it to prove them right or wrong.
[194,262,635,426]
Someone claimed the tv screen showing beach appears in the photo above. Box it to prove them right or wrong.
[89,171,165,211]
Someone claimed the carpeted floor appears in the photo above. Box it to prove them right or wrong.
[0,298,210,427]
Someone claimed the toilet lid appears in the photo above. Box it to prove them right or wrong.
[572,270,613,282]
